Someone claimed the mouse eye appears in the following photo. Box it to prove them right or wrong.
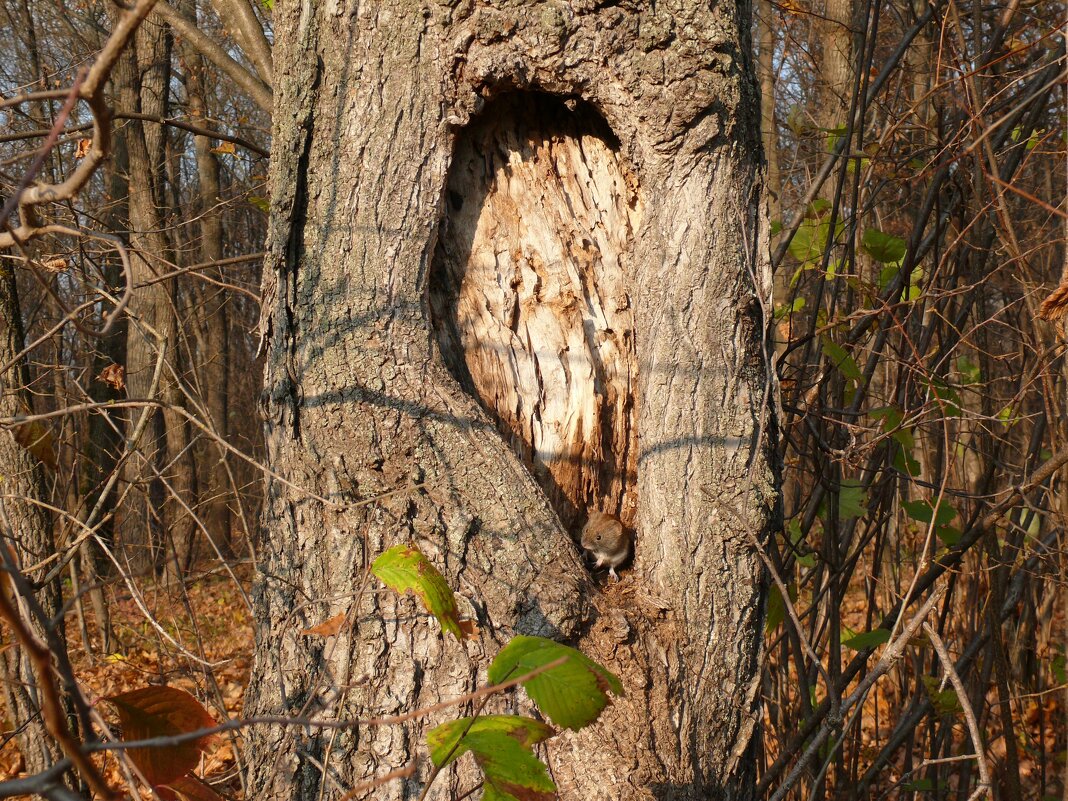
[595,534,602,541]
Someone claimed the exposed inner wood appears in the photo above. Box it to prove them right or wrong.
[431,94,642,532]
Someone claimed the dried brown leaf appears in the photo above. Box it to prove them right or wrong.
[301,612,346,638]
[42,257,68,273]
[96,363,126,391]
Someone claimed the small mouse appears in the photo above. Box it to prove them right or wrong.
[580,510,631,580]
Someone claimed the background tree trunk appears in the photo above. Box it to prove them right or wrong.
[113,13,198,577]
[183,12,233,554]
[245,4,775,800]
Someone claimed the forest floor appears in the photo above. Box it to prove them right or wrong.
[0,565,253,797]
[0,563,1063,798]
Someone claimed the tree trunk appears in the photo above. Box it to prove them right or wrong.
[817,0,854,133]
[245,5,776,800]
[183,13,232,554]
[758,0,782,222]
[113,13,198,577]
[0,267,66,776]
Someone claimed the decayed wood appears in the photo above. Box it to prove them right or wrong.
[246,3,775,800]
[432,94,640,531]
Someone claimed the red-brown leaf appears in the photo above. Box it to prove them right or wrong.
[106,686,217,787]
[301,612,346,638]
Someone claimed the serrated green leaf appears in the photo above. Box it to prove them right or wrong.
[488,636,622,731]
[470,732,556,801]
[843,628,891,650]
[427,716,553,768]
[770,219,783,236]
[861,228,907,264]
[371,545,464,640]
[822,338,861,381]
[426,718,556,801]
[903,499,957,527]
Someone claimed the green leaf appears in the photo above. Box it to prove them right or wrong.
[1051,651,1066,685]
[902,778,935,792]
[774,296,806,320]
[922,376,961,417]
[843,628,890,650]
[921,676,962,716]
[873,408,921,476]
[861,228,907,264]
[806,198,832,218]
[822,338,861,381]
[765,582,797,633]
[892,442,922,477]
[956,357,981,385]
[786,106,806,137]
[770,219,783,236]
[997,405,1018,427]
[247,195,270,213]
[371,545,465,640]
[870,406,902,428]
[903,499,957,527]
[427,717,556,801]
[788,215,843,263]
[825,126,848,154]
[935,526,961,546]
[427,716,553,768]
[878,263,902,291]
[838,480,868,520]
[488,636,623,731]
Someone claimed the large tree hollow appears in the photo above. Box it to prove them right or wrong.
[431,94,642,534]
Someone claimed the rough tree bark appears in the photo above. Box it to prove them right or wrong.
[0,268,66,775]
[245,3,776,800]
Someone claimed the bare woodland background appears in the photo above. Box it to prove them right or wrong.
[0,0,1064,799]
